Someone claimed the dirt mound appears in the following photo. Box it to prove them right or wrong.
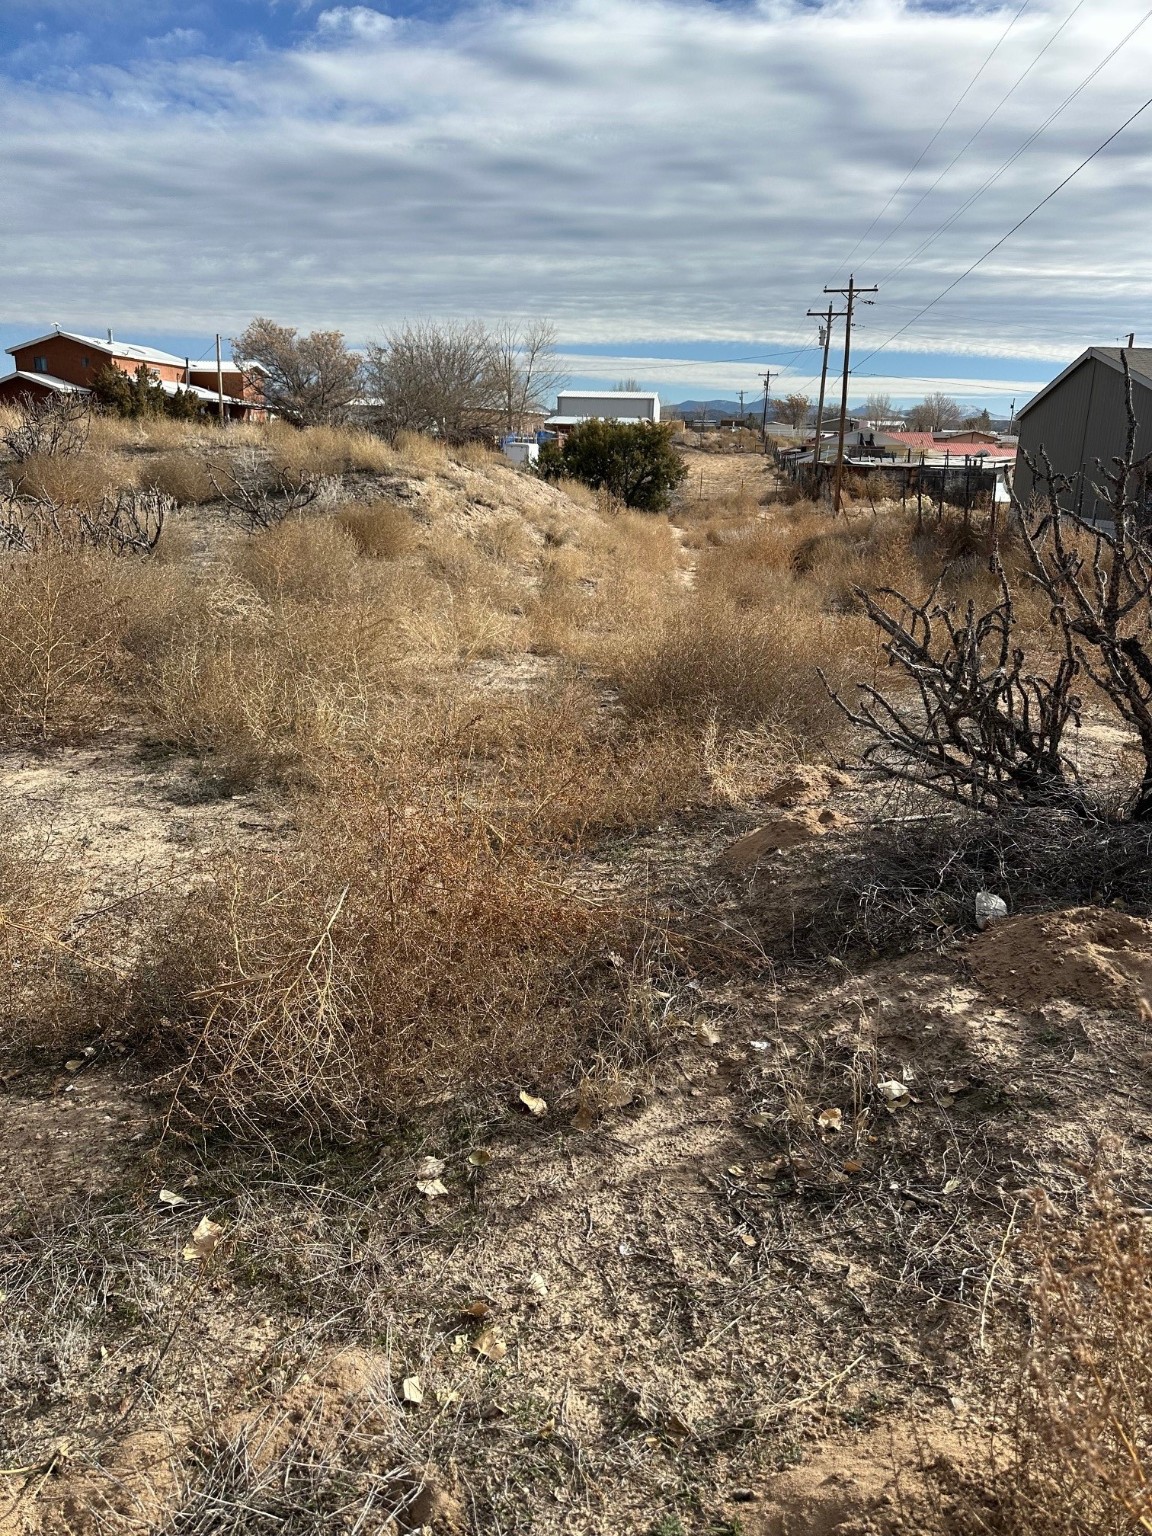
[718,806,845,868]
[968,905,1152,1011]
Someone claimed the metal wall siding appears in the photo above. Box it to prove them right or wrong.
[1016,358,1152,517]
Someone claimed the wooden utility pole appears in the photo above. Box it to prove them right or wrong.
[215,333,225,424]
[759,371,772,450]
[823,275,877,514]
[806,302,845,502]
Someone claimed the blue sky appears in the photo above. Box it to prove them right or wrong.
[2,0,1150,410]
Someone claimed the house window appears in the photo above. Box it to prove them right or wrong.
[82,356,90,369]
[33,356,48,373]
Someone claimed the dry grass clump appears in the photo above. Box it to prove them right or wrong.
[439,680,717,843]
[0,551,129,742]
[12,449,138,510]
[997,1183,1152,1535]
[0,823,85,1048]
[266,423,394,482]
[136,587,400,788]
[392,429,447,475]
[334,499,413,559]
[451,438,497,467]
[926,1180,1152,1536]
[605,590,869,745]
[139,448,218,504]
[233,518,360,602]
[141,788,615,1134]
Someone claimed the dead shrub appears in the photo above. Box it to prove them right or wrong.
[234,518,360,602]
[139,448,217,504]
[13,450,137,511]
[267,423,393,482]
[1,394,91,462]
[605,591,868,745]
[140,790,613,1134]
[0,551,128,742]
[334,499,413,559]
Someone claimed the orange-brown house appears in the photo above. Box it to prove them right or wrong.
[0,328,266,419]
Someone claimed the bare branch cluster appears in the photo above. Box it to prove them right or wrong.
[831,352,1152,822]
[0,485,171,555]
[828,568,1083,814]
[2,393,92,462]
[208,449,324,531]
[231,318,362,427]
[363,317,565,440]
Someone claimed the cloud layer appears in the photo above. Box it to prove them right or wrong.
[1,0,1150,371]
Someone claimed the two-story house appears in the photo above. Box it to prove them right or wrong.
[0,328,266,419]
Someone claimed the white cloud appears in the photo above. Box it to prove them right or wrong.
[1,0,1150,373]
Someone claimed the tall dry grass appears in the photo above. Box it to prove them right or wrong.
[11,450,138,510]
[0,552,132,742]
[334,499,413,559]
[265,422,395,481]
[926,1180,1152,1536]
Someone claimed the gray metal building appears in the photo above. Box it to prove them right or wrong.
[1015,347,1152,518]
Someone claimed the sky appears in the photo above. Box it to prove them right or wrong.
[1,0,1151,411]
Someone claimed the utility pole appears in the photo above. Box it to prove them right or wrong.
[215,333,225,425]
[806,302,845,502]
[738,388,745,421]
[759,371,772,451]
[823,274,877,514]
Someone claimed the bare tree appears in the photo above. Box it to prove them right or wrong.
[862,391,894,424]
[362,321,494,441]
[906,393,963,432]
[613,378,641,392]
[232,319,362,427]
[488,320,566,434]
[2,393,91,461]
[778,393,812,430]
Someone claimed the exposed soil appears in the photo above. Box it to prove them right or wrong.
[5,735,1152,1533]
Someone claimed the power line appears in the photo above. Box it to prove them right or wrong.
[837,0,1031,277]
[857,0,1088,274]
[854,86,1152,371]
[880,0,1152,286]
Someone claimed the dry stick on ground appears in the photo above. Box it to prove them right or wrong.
[826,352,1152,821]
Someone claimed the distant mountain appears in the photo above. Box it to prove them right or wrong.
[669,398,756,420]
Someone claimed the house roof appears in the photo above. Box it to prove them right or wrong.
[881,430,1015,459]
[0,370,90,395]
[1019,347,1152,418]
[6,328,256,374]
[557,391,659,401]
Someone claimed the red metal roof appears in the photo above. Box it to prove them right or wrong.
[883,431,1015,459]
